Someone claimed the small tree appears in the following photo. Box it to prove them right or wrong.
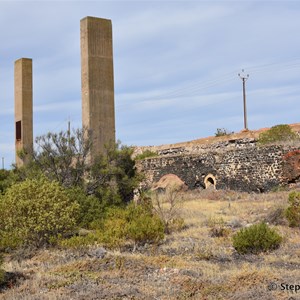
[66,187,105,229]
[88,142,142,204]
[32,127,92,188]
[285,191,300,227]
[151,186,184,233]
[0,177,79,248]
[18,128,141,207]
[258,124,299,145]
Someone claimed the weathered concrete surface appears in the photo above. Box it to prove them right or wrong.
[81,16,115,160]
[14,58,33,167]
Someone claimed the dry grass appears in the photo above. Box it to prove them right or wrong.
[1,189,300,299]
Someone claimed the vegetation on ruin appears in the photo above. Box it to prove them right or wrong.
[258,124,299,145]
[214,127,234,137]
[135,149,158,160]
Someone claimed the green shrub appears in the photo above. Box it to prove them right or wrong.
[0,170,10,194]
[0,255,4,285]
[99,203,165,249]
[232,222,282,254]
[285,191,300,227]
[135,149,157,160]
[258,124,299,145]
[58,234,97,249]
[126,204,165,248]
[24,129,141,205]
[90,143,142,204]
[66,187,105,229]
[0,177,79,249]
[58,202,165,250]
[0,169,19,195]
[98,207,129,248]
[215,128,234,137]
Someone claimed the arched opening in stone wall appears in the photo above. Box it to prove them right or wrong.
[204,174,216,189]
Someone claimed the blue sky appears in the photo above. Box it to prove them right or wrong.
[1,0,300,168]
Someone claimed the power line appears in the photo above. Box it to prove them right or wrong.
[246,58,300,73]
[116,57,300,108]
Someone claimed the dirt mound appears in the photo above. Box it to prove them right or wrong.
[152,174,187,191]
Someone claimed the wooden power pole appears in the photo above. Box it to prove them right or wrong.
[238,69,249,131]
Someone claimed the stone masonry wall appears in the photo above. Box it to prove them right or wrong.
[137,144,300,193]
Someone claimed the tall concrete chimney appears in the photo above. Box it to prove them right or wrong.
[14,58,33,167]
[80,16,115,160]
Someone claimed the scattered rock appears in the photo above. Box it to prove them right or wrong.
[87,247,107,259]
[179,269,202,278]
[227,218,243,228]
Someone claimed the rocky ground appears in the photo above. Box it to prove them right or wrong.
[1,189,300,300]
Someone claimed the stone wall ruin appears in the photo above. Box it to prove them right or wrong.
[136,139,300,193]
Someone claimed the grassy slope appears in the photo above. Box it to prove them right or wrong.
[1,189,300,299]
